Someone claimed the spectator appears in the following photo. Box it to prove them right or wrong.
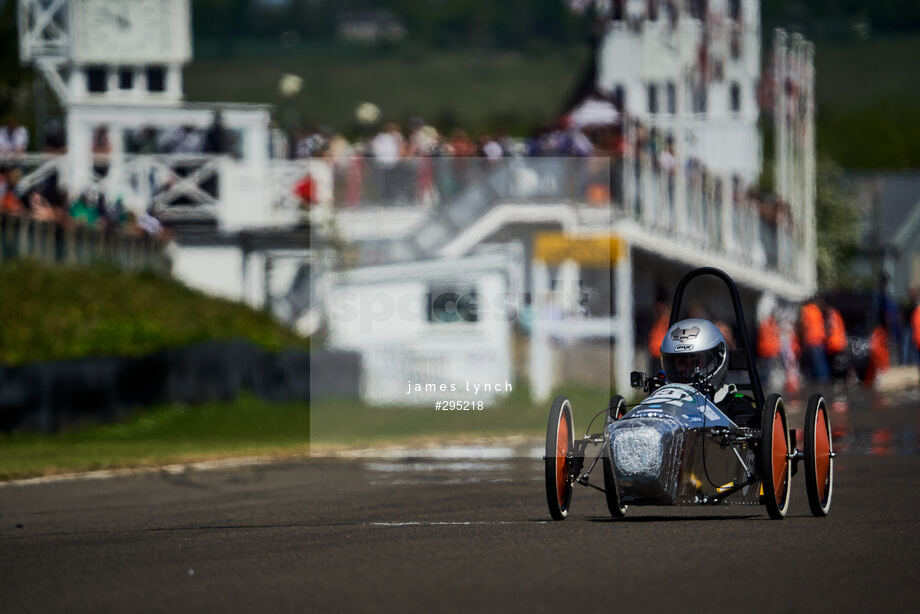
[647,290,670,375]
[0,167,25,214]
[824,303,848,378]
[158,125,185,153]
[136,209,163,237]
[714,319,736,349]
[905,288,920,367]
[448,129,476,157]
[406,121,439,157]
[0,118,28,154]
[658,136,676,174]
[757,310,782,389]
[911,291,920,380]
[370,123,406,203]
[175,125,203,154]
[294,128,327,159]
[371,123,405,165]
[203,111,231,155]
[69,192,102,227]
[877,273,902,364]
[479,135,503,160]
[659,136,677,208]
[864,325,890,388]
[324,132,354,162]
[799,298,829,383]
[92,126,111,155]
[268,121,289,159]
[781,314,802,394]
[28,192,57,222]
[626,0,644,31]
[43,118,66,152]
[133,126,159,154]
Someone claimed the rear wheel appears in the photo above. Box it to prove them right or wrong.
[760,394,792,519]
[602,395,628,518]
[804,393,834,516]
[545,396,575,520]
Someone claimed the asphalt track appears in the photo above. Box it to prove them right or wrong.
[2,392,919,613]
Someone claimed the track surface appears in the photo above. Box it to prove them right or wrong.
[2,393,919,613]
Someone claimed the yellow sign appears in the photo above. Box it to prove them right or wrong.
[533,233,626,266]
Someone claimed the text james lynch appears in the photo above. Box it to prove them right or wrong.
[406,380,513,395]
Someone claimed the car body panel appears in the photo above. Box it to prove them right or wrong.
[607,384,761,505]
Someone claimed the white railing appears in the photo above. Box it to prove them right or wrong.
[11,153,223,221]
[619,151,798,277]
[310,155,804,281]
[10,150,805,280]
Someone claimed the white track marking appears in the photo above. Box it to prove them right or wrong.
[367,521,547,527]
[365,461,508,473]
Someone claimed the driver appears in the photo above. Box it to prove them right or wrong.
[659,318,757,427]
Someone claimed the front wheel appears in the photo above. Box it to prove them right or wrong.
[545,396,575,520]
[760,394,792,519]
[602,395,628,518]
[804,393,834,516]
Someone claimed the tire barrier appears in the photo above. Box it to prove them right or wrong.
[0,341,361,432]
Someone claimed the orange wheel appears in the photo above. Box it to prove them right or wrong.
[805,394,834,516]
[544,396,575,520]
[602,395,628,518]
[760,394,792,519]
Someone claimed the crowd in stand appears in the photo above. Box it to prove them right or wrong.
[287,116,598,163]
[0,112,243,238]
[0,117,165,239]
[121,112,236,157]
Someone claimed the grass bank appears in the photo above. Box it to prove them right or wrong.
[0,261,306,365]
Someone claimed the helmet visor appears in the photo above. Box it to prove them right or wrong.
[661,347,724,384]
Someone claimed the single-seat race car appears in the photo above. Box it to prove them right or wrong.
[544,267,836,520]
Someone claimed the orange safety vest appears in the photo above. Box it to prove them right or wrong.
[869,326,890,372]
[826,308,847,354]
[801,302,825,348]
[648,312,669,358]
[913,305,920,349]
[757,316,781,359]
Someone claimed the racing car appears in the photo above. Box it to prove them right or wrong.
[544,267,835,520]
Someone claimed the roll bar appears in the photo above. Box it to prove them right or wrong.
[668,267,766,410]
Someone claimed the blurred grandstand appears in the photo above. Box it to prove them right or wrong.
[7,0,829,404]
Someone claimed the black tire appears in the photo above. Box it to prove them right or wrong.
[545,396,575,520]
[804,393,834,516]
[602,395,628,518]
[760,393,792,519]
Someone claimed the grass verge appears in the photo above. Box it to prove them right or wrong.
[0,396,308,481]
[0,383,613,480]
[310,381,611,448]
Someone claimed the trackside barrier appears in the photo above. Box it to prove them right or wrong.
[0,212,170,273]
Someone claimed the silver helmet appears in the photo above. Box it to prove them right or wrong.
[660,318,728,389]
